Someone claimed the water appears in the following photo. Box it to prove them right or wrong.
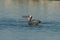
[0,0,60,40]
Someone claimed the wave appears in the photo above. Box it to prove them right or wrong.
[0,18,60,32]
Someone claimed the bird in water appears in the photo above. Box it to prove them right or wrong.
[22,15,41,25]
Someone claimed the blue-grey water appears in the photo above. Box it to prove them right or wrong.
[0,0,60,40]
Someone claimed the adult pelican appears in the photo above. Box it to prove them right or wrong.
[22,15,41,25]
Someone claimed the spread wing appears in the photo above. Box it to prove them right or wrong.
[22,16,30,18]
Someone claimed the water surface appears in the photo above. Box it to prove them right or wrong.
[0,0,60,40]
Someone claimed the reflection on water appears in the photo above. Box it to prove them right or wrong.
[0,0,60,22]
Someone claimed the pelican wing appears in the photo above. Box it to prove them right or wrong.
[22,16,29,18]
[32,19,41,23]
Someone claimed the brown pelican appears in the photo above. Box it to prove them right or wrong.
[22,15,41,25]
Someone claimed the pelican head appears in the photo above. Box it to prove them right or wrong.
[29,15,32,18]
[27,15,32,21]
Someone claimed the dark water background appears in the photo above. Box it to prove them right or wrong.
[0,0,60,40]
